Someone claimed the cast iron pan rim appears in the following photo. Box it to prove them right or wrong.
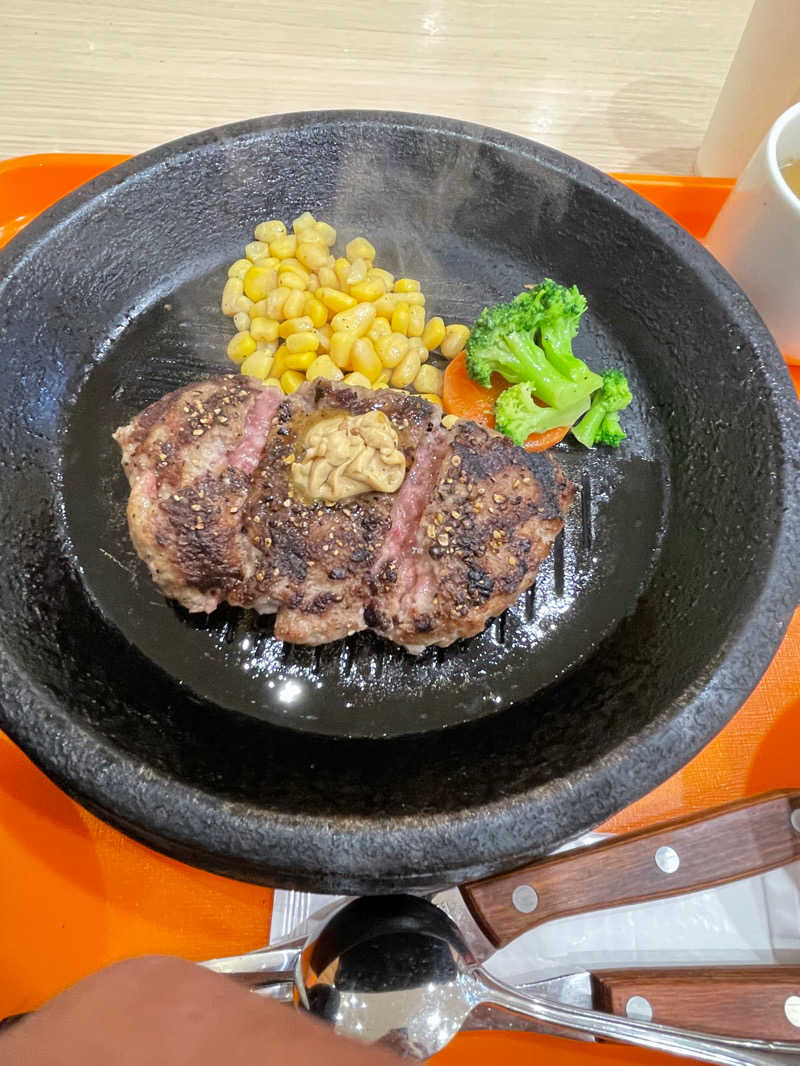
[1,111,799,892]
[0,574,796,893]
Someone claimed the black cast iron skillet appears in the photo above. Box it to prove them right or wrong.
[0,112,798,894]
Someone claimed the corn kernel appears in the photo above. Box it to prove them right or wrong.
[394,278,421,293]
[233,294,253,315]
[330,301,376,337]
[283,289,306,319]
[319,288,357,313]
[346,236,376,261]
[280,370,305,394]
[414,364,444,396]
[245,240,270,262]
[250,299,269,318]
[221,277,244,316]
[250,317,280,343]
[304,295,328,328]
[376,332,409,368]
[442,414,459,429]
[269,234,297,259]
[256,339,278,355]
[419,392,443,406]
[315,221,337,246]
[243,265,278,302]
[317,266,340,290]
[254,219,287,243]
[266,286,290,319]
[292,210,316,234]
[369,267,395,290]
[374,290,424,313]
[271,344,290,377]
[330,330,356,369]
[349,277,386,302]
[317,324,332,353]
[233,311,250,332]
[408,305,425,338]
[368,316,392,342]
[421,316,446,351]
[374,294,395,319]
[252,255,280,270]
[374,369,392,388]
[296,241,329,271]
[227,258,252,280]
[278,258,310,284]
[351,337,383,382]
[334,257,351,288]
[306,355,344,382]
[263,376,283,392]
[391,302,410,335]
[441,323,470,360]
[307,274,319,293]
[390,349,422,388]
[392,290,425,306]
[240,349,274,380]
[343,372,372,389]
[346,257,369,286]
[281,272,307,292]
[284,350,317,371]
[286,331,319,354]
[227,331,257,364]
[297,227,327,247]
[407,336,429,363]
[279,316,313,339]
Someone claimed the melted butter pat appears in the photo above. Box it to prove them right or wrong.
[291,410,406,505]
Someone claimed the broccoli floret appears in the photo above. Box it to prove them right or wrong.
[571,369,633,448]
[526,280,598,393]
[465,281,601,410]
[495,382,590,445]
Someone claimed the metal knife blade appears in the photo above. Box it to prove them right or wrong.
[519,971,595,1009]
[429,885,497,963]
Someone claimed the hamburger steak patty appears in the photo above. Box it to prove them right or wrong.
[114,376,574,652]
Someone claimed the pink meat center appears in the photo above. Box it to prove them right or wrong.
[228,387,283,474]
[374,428,450,604]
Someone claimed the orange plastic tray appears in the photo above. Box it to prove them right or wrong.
[1,155,798,1066]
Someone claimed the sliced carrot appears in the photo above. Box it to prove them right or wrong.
[522,424,570,452]
[442,350,505,426]
[442,351,570,452]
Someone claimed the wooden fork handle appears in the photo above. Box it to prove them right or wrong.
[461,789,800,948]
[591,966,800,1041]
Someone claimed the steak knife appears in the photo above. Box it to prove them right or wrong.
[430,789,800,964]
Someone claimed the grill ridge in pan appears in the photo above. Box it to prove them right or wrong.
[0,111,797,893]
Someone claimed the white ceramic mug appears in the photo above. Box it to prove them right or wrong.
[705,100,800,365]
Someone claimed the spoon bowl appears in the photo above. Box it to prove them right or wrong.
[298,895,478,1058]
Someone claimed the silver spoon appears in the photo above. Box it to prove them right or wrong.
[204,895,799,1063]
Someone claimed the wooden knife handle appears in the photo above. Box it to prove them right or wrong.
[591,966,800,1041]
[461,789,800,948]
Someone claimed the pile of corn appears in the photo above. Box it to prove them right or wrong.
[220,211,470,402]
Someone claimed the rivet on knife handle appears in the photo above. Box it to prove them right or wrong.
[591,967,800,1042]
[460,789,800,948]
